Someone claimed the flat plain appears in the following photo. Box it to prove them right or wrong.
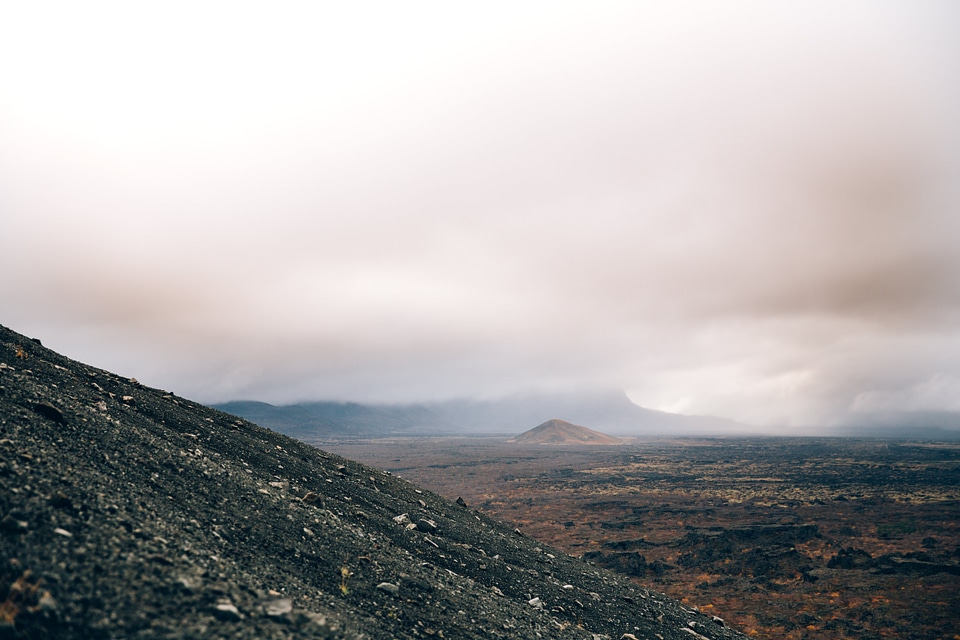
[321,437,960,640]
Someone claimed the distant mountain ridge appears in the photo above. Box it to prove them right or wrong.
[836,411,960,439]
[508,419,623,445]
[215,397,960,441]
[213,400,439,440]
[214,392,751,440]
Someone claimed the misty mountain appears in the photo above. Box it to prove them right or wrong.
[212,400,442,440]
[215,392,750,440]
[836,411,960,440]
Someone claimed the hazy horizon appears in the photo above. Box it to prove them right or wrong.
[3,2,959,432]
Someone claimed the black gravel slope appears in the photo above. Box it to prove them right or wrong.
[0,324,747,640]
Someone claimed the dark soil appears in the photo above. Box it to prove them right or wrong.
[0,323,747,640]
[325,437,960,639]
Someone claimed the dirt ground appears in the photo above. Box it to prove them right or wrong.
[325,436,960,640]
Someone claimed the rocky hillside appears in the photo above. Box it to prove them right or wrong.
[0,324,746,639]
[509,420,623,445]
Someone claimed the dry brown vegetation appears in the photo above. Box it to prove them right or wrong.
[324,437,960,640]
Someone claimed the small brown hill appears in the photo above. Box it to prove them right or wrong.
[509,418,623,445]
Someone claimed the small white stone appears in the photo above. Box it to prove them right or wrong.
[265,598,293,617]
[377,582,399,595]
[213,601,242,621]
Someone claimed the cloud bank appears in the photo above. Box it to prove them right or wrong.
[2,1,959,429]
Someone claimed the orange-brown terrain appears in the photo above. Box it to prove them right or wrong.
[322,437,960,640]
[508,419,624,445]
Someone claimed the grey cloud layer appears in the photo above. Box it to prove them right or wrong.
[1,2,959,428]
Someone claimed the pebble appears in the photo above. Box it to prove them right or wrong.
[377,582,400,595]
[528,597,544,609]
[399,573,434,593]
[0,515,28,533]
[37,592,59,613]
[264,598,293,618]
[176,576,198,592]
[212,599,242,621]
[32,402,64,424]
[416,519,438,533]
[48,492,72,509]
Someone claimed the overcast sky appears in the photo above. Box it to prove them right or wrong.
[2,1,959,429]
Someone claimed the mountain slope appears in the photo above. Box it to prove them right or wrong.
[509,419,623,445]
[0,324,746,639]
[213,400,442,439]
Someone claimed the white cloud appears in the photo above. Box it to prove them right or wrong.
[1,1,959,428]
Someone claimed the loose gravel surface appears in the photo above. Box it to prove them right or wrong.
[0,324,748,640]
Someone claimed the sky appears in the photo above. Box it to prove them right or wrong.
[2,1,959,430]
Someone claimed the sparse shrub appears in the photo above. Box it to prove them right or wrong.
[0,571,43,625]
[827,547,873,569]
[877,522,916,538]
[339,566,351,595]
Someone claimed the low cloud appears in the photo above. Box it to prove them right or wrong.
[1,2,959,429]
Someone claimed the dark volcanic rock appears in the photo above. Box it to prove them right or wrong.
[583,551,650,577]
[827,547,874,570]
[0,324,749,639]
